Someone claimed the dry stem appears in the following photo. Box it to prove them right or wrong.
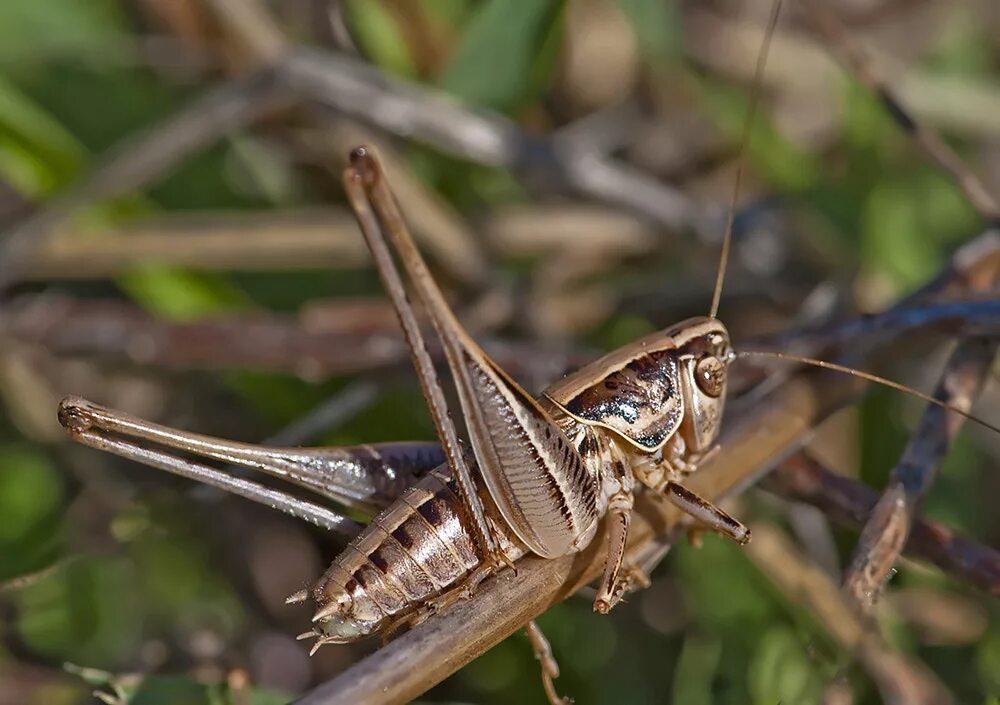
[836,231,1000,609]
[768,453,1000,596]
[841,336,998,609]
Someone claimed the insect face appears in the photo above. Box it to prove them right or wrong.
[668,317,733,455]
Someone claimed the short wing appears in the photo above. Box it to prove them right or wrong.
[454,344,599,557]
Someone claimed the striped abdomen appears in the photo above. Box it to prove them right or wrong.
[311,465,523,639]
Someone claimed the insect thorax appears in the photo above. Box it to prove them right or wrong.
[543,317,733,487]
[546,318,730,441]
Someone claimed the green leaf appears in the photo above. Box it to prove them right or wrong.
[422,0,471,26]
[861,178,939,290]
[118,265,249,321]
[671,631,723,705]
[605,314,655,350]
[246,688,292,705]
[64,668,291,705]
[927,7,994,75]
[0,72,86,193]
[699,79,822,192]
[17,557,142,665]
[439,0,562,110]
[222,371,324,427]
[0,446,65,582]
[915,169,978,247]
[977,630,1000,697]
[459,637,520,694]
[0,447,62,544]
[747,627,821,705]
[675,536,774,629]
[840,77,895,152]
[0,0,127,66]
[616,0,680,63]
[344,0,418,78]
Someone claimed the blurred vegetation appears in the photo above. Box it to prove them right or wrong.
[0,1,998,704]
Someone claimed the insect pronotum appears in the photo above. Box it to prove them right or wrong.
[55,2,1000,703]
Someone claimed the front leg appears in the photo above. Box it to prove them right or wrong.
[657,467,750,546]
[633,438,749,545]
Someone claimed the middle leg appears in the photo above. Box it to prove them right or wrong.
[593,452,635,614]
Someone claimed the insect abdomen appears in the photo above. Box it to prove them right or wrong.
[314,466,495,632]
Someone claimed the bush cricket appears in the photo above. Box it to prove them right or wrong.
[58,143,752,703]
[55,2,1000,703]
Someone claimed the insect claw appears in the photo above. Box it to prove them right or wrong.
[309,638,328,657]
[296,630,318,641]
[497,549,518,575]
[736,527,752,546]
[285,589,308,605]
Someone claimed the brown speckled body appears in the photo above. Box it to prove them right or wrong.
[312,397,610,638]
[56,148,752,678]
[310,317,735,641]
[315,466,487,632]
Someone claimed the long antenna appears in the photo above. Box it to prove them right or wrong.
[709,0,784,319]
[737,349,1000,436]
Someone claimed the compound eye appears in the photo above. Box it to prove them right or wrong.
[694,355,725,398]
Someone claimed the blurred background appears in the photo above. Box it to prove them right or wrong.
[1,0,999,703]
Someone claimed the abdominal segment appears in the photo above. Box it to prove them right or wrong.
[313,466,519,635]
